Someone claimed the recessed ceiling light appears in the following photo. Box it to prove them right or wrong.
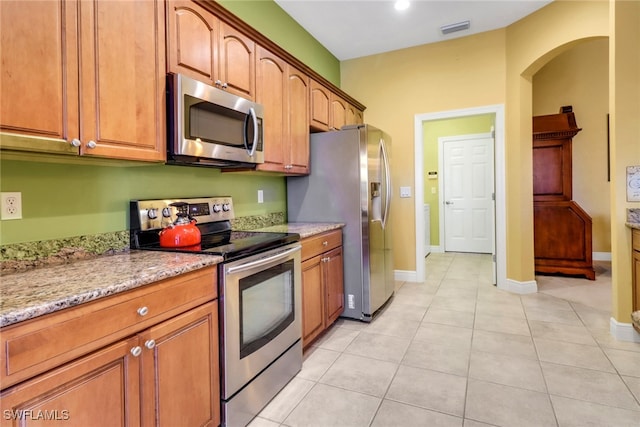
[394,1,410,11]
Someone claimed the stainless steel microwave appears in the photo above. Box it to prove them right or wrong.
[167,73,264,168]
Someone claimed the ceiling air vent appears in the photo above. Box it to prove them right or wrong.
[440,20,470,35]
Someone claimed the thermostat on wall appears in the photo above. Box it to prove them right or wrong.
[427,171,438,179]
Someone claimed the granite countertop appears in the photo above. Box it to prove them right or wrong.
[626,222,640,230]
[0,251,222,328]
[0,222,342,329]
[256,222,344,238]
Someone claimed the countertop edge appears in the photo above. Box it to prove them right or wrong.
[0,251,222,328]
[626,222,640,230]
[255,222,345,238]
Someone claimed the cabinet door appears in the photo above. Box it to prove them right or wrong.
[0,0,79,154]
[324,247,345,325]
[78,0,165,161]
[633,249,640,312]
[302,256,325,347]
[0,337,140,427]
[287,66,310,174]
[330,94,347,131]
[219,23,255,100]
[309,80,330,131]
[256,46,286,172]
[346,104,364,126]
[139,302,219,427]
[166,0,218,84]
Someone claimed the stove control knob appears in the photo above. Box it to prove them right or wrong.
[147,208,158,219]
[222,203,230,212]
[162,207,172,218]
[213,203,222,213]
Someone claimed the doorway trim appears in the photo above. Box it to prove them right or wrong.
[414,104,506,287]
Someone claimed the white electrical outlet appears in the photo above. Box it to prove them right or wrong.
[1,192,22,220]
[258,190,264,204]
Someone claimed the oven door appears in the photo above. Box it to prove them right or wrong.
[220,243,302,399]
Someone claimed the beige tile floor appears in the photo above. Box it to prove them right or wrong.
[250,253,640,427]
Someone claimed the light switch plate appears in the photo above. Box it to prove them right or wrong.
[399,186,412,198]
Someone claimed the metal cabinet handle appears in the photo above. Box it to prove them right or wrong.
[322,241,328,246]
[222,82,228,89]
[137,306,149,316]
[70,138,81,147]
[130,346,142,357]
[215,80,222,87]
[144,339,156,349]
[86,140,97,149]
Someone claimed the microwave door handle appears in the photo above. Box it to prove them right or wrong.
[245,107,258,157]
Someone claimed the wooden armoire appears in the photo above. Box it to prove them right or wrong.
[532,107,595,280]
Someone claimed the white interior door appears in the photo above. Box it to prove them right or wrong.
[442,134,494,253]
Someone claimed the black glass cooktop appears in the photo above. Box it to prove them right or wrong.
[137,230,300,262]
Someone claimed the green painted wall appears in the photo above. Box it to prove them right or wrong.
[0,158,285,244]
[0,0,339,246]
[422,114,495,247]
[217,0,340,86]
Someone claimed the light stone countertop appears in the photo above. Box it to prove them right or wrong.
[0,251,222,328]
[255,222,344,238]
[626,222,640,230]
[0,223,342,328]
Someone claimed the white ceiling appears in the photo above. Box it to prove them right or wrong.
[274,0,553,61]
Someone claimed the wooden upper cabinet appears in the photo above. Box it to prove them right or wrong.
[167,1,255,100]
[310,79,331,131]
[0,0,165,161]
[256,46,287,171]
[309,79,363,132]
[219,23,255,100]
[79,0,165,161]
[256,47,309,175]
[0,0,78,154]
[166,0,218,83]
[287,66,310,174]
[330,94,347,131]
[347,103,364,126]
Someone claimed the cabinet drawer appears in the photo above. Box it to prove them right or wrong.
[633,229,640,252]
[1,266,216,389]
[301,229,342,261]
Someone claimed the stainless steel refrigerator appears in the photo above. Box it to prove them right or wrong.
[287,124,394,322]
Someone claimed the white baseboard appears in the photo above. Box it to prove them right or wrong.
[610,317,640,342]
[395,270,418,282]
[593,252,612,261]
[497,278,538,294]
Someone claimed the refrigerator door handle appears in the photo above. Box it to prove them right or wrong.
[380,138,391,229]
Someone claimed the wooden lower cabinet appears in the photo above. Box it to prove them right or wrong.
[0,337,141,426]
[0,267,220,427]
[632,229,640,333]
[140,302,219,427]
[301,230,344,348]
[0,302,219,427]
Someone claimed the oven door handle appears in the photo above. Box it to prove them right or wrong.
[226,245,301,275]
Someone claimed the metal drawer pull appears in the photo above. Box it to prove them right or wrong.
[137,306,149,316]
[145,339,156,349]
[322,241,328,246]
[130,346,142,357]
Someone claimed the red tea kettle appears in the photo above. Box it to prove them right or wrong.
[159,202,202,248]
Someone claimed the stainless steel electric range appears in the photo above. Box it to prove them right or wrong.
[130,197,303,427]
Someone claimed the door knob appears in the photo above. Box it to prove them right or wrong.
[445,201,453,205]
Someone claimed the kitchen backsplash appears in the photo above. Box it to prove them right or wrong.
[0,213,285,274]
